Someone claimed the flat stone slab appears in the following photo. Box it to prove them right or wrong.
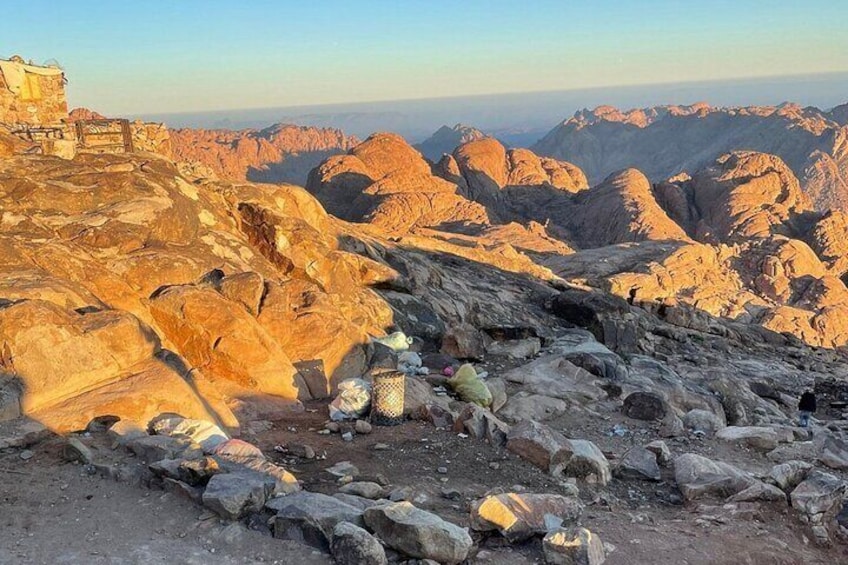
[0,418,51,450]
[202,472,274,520]
[470,493,583,542]
[363,501,472,564]
[673,453,756,501]
[268,492,364,550]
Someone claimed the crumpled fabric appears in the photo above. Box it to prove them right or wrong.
[448,363,492,407]
[0,59,62,95]
[329,378,372,421]
[371,331,413,352]
[398,351,428,375]
[152,417,229,453]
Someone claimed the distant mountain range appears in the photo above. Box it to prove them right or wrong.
[133,72,848,143]
[532,102,848,212]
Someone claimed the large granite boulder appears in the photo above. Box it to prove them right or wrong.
[362,502,472,564]
[470,493,583,542]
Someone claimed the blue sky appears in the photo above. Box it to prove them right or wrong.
[2,0,846,114]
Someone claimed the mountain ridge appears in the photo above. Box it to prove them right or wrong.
[532,101,848,213]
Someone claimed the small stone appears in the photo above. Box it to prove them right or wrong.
[202,472,274,520]
[819,435,848,470]
[373,443,390,451]
[791,470,847,517]
[363,501,473,563]
[269,492,364,550]
[339,481,385,500]
[355,420,372,435]
[560,483,580,497]
[470,492,583,542]
[326,422,341,433]
[287,443,316,460]
[331,521,387,565]
[506,420,610,484]
[716,426,784,451]
[178,456,221,486]
[726,481,787,503]
[19,449,34,461]
[441,488,463,500]
[615,446,661,481]
[127,435,197,463]
[622,392,667,421]
[198,510,217,521]
[543,527,606,564]
[682,409,725,436]
[489,462,500,470]
[327,461,360,478]
[389,486,414,502]
[63,438,94,464]
[341,432,354,442]
[659,413,685,438]
[673,453,755,501]
[437,466,448,474]
[644,440,672,467]
[768,460,812,492]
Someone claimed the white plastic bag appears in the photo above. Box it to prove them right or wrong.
[152,417,229,453]
[329,378,372,421]
[371,331,414,352]
[398,351,423,375]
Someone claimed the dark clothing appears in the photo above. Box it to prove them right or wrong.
[798,392,817,413]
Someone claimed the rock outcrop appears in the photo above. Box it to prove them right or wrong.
[168,123,359,186]
[446,137,588,217]
[303,127,848,349]
[307,132,491,232]
[532,102,848,213]
[415,123,488,162]
[565,168,687,247]
[0,151,394,431]
[672,151,813,242]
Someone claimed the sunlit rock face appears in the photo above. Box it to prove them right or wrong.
[167,123,359,186]
[533,103,848,213]
[7,109,848,439]
[0,151,396,431]
[307,132,491,232]
[303,128,848,349]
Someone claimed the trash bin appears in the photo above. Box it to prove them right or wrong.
[371,370,405,426]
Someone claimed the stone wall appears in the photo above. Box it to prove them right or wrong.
[130,120,172,155]
[0,67,68,126]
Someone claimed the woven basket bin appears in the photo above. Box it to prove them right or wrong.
[371,371,405,426]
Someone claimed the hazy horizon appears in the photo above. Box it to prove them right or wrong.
[134,72,848,143]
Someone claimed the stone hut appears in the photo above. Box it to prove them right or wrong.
[0,55,68,126]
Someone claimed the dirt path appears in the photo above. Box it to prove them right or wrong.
[0,443,328,565]
[251,404,846,565]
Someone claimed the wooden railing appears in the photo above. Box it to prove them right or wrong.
[75,119,134,153]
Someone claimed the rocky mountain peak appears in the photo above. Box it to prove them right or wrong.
[68,107,107,121]
[415,123,488,162]
[829,102,848,126]
[167,123,359,186]
[685,151,812,241]
[533,101,848,214]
